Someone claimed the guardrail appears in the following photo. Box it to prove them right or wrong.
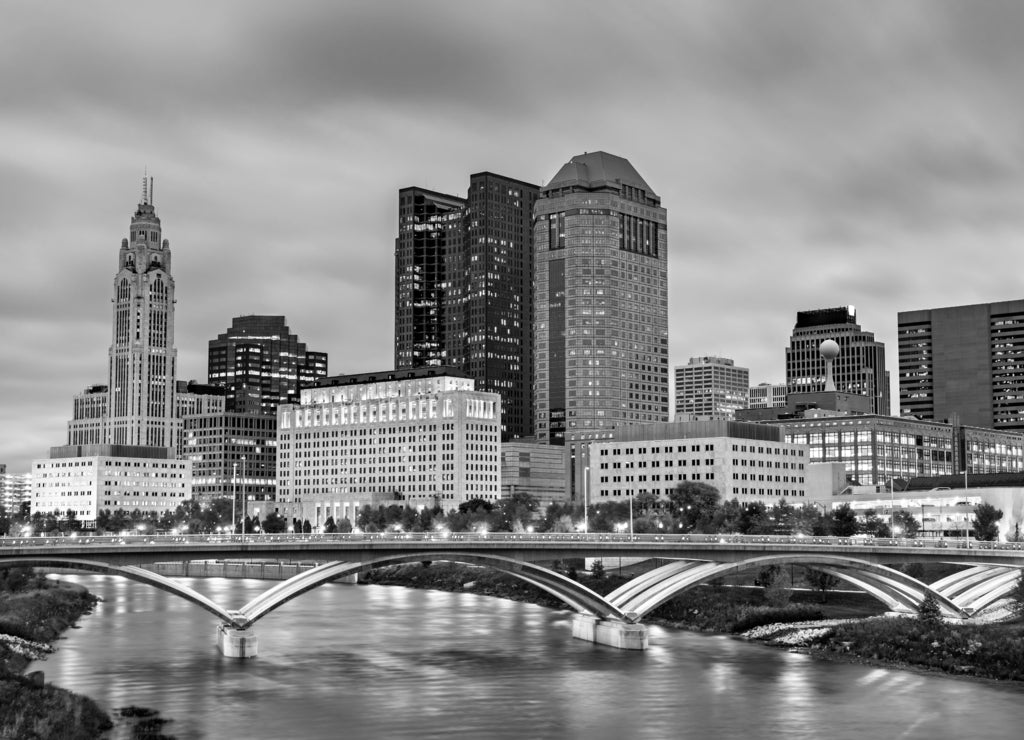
[2,532,1023,551]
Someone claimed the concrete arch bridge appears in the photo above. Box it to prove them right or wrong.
[1,533,1021,656]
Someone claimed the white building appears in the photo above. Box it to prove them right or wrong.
[275,368,501,527]
[748,382,788,409]
[586,420,808,504]
[31,447,192,524]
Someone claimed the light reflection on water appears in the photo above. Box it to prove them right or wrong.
[32,575,1024,740]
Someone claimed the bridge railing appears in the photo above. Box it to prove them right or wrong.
[2,531,1023,551]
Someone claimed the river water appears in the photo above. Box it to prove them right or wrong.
[33,575,1024,740]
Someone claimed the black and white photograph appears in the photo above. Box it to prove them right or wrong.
[2,2,1024,738]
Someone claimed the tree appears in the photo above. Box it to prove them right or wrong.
[859,508,890,538]
[323,516,337,534]
[805,569,841,603]
[262,511,288,534]
[590,560,606,580]
[892,509,920,538]
[973,502,1003,541]
[831,503,858,537]
[738,501,772,535]
[302,519,312,534]
[668,481,720,532]
[917,592,943,625]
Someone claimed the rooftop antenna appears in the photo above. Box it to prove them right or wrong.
[150,176,154,205]
[142,168,149,205]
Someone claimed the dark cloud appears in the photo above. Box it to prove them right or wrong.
[4,1,1024,470]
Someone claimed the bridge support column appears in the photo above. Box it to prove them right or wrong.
[572,614,648,650]
[217,624,258,658]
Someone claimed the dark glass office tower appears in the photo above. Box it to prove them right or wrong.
[208,315,327,415]
[786,306,889,415]
[395,174,539,440]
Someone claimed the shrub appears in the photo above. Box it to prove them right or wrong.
[731,604,825,634]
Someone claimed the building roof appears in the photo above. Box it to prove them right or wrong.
[904,472,1024,490]
[543,151,656,196]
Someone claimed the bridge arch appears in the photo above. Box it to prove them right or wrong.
[0,558,238,625]
[607,555,969,619]
[236,552,629,629]
[2,553,629,630]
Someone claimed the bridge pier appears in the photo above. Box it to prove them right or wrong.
[572,614,648,650]
[217,623,258,658]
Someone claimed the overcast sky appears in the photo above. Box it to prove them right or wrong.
[3,0,1024,473]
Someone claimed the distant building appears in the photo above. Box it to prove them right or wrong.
[1,469,31,514]
[748,383,788,409]
[31,446,192,524]
[786,306,889,415]
[585,420,808,505]
[275,367,501,528]
[395,173,539,441]
[777,413,1024,486]
[208,315,327,416]
[501,440,569,508]
[46,179,188,523]
[899,299,1024,430]
[181,413,276,505]
[674,356,749,421]
[535,152,669,451]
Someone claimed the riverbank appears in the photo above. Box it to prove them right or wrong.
[360,561,1024,683]
[0,576,112,739]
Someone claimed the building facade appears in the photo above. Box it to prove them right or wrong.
[899,299,1024,430]
[181,412,277,504]
[395,174,538,440]
[748,382,788,409]
[500,440,569,508]
[587,421,808,504]
[66,179,180,453]
[275,368,501,525]
[776,412,1024,486]
[31,447,192,523]
[534,151,669,450]
[674,356,749,421]
[786,307,889,416]
[208,315,327,416]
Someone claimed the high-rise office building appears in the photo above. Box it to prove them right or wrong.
[899,299,1024,430]
[786,306,889,416]
[65,177,181,453]
[208,315,327,415]
[395,173,539,440]
[534,151,669,448]
[674,356,749,421]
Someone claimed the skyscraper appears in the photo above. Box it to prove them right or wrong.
[534,151,669,447]
[67,177,180,454]
[208,315,328,415]
[899,299,1024,430]
[785,306,889,416]
[395,173,539,440]
[674,356,749,421]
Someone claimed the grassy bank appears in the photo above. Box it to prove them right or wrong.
[0,576,112,739]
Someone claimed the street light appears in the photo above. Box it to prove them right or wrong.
[583,465,589,534]
[231,462,237,538]
[241,456,247,542]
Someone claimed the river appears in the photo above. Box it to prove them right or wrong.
[33,575,1024,740]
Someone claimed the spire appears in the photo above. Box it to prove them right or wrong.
[141,170,154,206]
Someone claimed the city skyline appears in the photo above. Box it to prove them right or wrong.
[5,1,1024,471]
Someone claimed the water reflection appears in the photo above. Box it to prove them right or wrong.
[33,576,1024,740]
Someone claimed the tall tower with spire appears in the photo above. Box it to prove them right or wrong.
[67,177,180,453]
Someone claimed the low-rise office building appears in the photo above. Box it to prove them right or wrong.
[501,439,569,508]
[31,444,192,525]
[585,420,808,504]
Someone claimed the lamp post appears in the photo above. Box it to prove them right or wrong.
[231,462,237,539]
[241,456,247,543]
[629,493,634,537]
[889,477,895,537]
[583,465,589,534]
